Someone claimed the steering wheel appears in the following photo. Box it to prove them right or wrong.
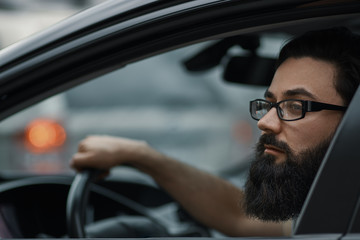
[66,169,98,237]
[66,169,210,238]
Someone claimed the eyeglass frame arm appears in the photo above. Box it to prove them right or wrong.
[306,101,347,112]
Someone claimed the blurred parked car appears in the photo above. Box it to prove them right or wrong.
[0,0,360,239]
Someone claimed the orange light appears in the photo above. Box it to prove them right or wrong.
[25,119,66,153]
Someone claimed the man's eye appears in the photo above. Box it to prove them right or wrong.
[287,102,302,113]
[290,103,302,110]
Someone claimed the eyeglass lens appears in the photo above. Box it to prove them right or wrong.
[251,101,270,120]
[251,100,303,121]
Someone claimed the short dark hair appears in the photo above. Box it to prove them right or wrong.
[277,27,360,105]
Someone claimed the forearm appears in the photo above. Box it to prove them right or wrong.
[130,148,285,236]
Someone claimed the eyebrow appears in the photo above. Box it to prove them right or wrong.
[264,88,317,100]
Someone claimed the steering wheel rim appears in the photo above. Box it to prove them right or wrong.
[67,169,100,238]
[66,169,171,238]
[66,169,210,238]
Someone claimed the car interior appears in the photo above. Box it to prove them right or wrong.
[0,1,360,239]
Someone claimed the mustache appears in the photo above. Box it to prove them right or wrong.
[256,134,292,156]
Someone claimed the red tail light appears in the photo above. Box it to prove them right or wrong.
[25,119,66,153]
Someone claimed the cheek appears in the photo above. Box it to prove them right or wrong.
[285,114,342,154]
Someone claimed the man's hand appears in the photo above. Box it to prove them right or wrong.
[70,135,149,171]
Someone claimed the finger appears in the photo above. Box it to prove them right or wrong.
[77,141,88,152]
[77,136,96,152]
[70,152,96,170]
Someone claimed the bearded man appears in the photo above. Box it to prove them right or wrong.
[70,27,360,237]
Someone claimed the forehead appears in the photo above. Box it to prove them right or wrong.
[267,57,341,103]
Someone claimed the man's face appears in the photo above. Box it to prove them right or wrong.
[245,57,345,221]
[258,57,344,162]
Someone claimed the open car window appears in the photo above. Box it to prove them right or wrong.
[0,31,287,239]
[0,35,285,178]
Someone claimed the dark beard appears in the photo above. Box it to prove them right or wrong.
[244,133,332,222]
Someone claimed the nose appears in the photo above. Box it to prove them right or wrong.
[257,107,282,134]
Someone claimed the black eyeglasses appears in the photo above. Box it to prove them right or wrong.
[250,99,347,121]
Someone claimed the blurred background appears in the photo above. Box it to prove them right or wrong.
[0,0,278,185]
[0,0,106,48]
